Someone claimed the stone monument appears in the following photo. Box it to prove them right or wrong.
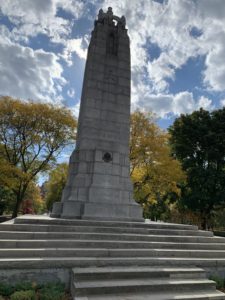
[51,7,143,221]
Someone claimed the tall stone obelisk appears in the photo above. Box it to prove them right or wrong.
[51,7,143,221]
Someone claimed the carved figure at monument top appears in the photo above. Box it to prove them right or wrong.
[97,7,126,28]
[51,7,143,221]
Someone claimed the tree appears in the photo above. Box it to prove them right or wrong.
[0,180,44,216]
[45,163,68,211]
[0,96,77,218]
[130,111,186,219]
[0,186,14,215]
[169,108,225,229]
[22,182,45,214]
[43,112,185,220]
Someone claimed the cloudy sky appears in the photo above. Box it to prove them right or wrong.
[0,0,225,129]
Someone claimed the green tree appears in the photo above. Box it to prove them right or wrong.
[22,182,45,214]
[0,186,15,215]
[130,111,186,219]
[43,112,185,220]
[45,163,68,211]
[0,181,44,216]
[0,96,77,218]
[169,108,225,229]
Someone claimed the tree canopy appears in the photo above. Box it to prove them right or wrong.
[0,96,77,218]
[130,111,186,219]
[45,163,68,211]
[42,111,185,220]
[169,108,225,229]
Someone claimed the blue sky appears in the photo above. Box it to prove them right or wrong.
[0,0,225,131]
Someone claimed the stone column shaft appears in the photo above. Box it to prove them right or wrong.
[51,7,143,221]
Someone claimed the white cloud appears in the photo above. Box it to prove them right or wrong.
[220,99,225,107]
[0,35,66,102]
[69,101,80,118]
[133,89,213,118]
[97,0,225,95]
[67,88,75,98]
[0,0,90,67]
[202,32,225,91]
[196,0,225,20]
[0,0,85,43]
[62,36,88,65]
[58,0,84,19]
[98,0,200,90]
[1,0,225,118]
[198,96,214,111]
[0,0,88,102]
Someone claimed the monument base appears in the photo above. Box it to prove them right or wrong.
[51,200,143,222]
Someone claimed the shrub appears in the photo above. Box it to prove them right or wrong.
[209,275,225,290]
[0,280,68,300]
[43,282,65,292]
[39,282,65,300]
[14,282,33,292]
[10,290,36,300]
[0,283,14,297]
[39,289,64,300]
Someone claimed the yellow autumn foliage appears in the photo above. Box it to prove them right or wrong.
[0,96,77,217]
[130,111,186,217]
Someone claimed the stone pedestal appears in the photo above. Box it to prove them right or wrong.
[51,7,143,221]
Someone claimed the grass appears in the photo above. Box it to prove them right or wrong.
[0,281,72,300]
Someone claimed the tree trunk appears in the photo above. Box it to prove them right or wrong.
[200,209,206,230]
[201,212,211,230]
[11,183,29,219]
[201,217,207,230]
[11,196,21,219]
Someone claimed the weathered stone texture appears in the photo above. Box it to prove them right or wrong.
[51,7,142,220]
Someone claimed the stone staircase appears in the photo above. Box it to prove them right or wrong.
[72,267,223,300]
[0,216,225,299]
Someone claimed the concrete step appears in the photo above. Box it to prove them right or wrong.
[1,239,225,250]
[0,224,212,236]
[0,231,221,242]
[71,265,224,299]
[1,216,225,300]
[72,278,216,296]
[71,267,224,300]
[0,224,148,235]
[1,256,225,269]
[14,216,198,231]
[74,291,225,299]
[72,266,207,280]
[147,229,212,236]
[1,248,225,259]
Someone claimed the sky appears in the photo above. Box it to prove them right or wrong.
[0,0,225,131]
